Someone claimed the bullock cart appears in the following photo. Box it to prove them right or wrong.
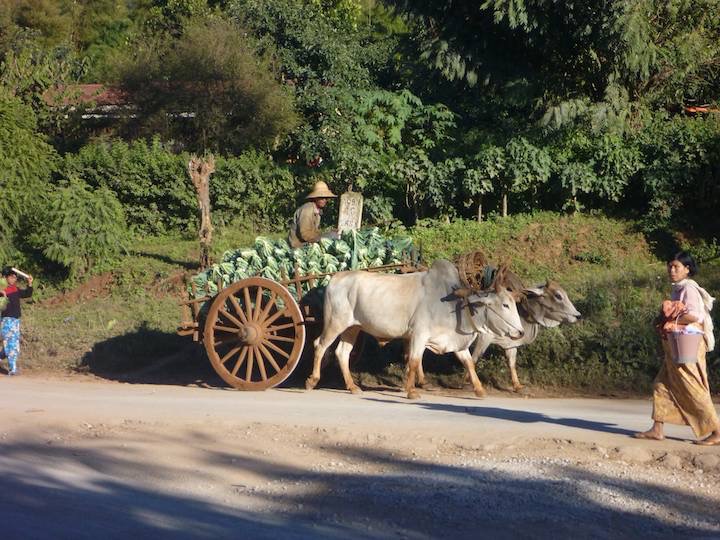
[177,262,418,391]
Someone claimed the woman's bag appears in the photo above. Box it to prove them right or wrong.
[668,329,702,364]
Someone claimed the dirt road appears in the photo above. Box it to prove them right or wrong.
[1,376,718,539]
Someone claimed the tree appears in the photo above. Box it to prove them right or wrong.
[551,129,642,213]
[386,0,720,130]
[0,33,80,139]
[4,0,75,48]
[309,88,457,222]
[462,163,494,222]
[115,17,298,154]
[473,138,550,217]
[0,90,58,262]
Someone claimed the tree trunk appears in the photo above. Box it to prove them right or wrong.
[188,155,216,269]
[476,197,483,223]
[502,192,508,218]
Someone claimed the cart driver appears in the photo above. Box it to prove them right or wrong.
[288,180,337,248]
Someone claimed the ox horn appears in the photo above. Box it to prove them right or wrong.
[453,287,473,298]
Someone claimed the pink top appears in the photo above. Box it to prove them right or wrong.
[671,282,705,323]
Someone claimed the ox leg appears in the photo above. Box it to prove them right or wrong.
[404,342,425,400]
[506,348,524,391]
[306,326,345,391]
[466,336,491,387]
[411,347,427,388]
[455,349,486,398]
[416,361,426,387]
[335,327,362,394]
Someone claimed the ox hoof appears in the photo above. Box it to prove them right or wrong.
[474,388,487,399]
[305,377,318,391]
[349,386,363,395]
[407,390,421,400]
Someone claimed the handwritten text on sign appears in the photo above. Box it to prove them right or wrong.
[337,191,363,232]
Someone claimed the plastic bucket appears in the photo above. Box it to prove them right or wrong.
[668,332,701,364]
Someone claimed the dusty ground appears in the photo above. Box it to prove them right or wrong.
[0,375,719,539]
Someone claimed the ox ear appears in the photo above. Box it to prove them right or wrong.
[524,286,545,298]
[492,265,507,293]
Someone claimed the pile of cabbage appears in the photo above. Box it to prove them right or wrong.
[190,228,415,300]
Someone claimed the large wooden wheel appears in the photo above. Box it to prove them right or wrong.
[203,277,306,390]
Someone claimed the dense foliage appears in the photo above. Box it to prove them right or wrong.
[0,0,719,276]
[0,91,58,263]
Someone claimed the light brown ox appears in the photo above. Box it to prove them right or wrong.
[305,259,524,399]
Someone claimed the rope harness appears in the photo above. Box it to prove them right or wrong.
[462,299,524,336]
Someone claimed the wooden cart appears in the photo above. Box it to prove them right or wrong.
[177,263,416,390]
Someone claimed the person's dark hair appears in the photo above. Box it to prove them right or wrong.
[671,251,698,276]
[1,266,17,277]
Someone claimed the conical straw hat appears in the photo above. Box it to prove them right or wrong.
[306,180,337,199]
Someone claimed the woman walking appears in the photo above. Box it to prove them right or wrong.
[0,266,33,376]
[635,252,720,445]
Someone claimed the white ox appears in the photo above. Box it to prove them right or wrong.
[416,280,580,393]
[305,259,524,399]
[473,281,580,391]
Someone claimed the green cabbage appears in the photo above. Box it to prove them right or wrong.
[189,229,415,302]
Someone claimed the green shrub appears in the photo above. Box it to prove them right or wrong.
[62,138,194,234]
[212,151,298,229]
[63,139,299,234]
[636,115,720,234]
[38,179,128,278]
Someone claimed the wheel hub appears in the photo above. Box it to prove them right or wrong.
[240,322,263,346]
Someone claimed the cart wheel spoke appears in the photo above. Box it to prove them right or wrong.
[262,338,291,360]
[230,347,249,376]
[245,346,255,381]
[265,322,296,333]
[254,346,268,380]
[220,346,242,365]
[262,306,289,329]
[228,295,248,325]
[214,324,239,334]
[243,287,253,321]
[266,334,296,344]
[258,342,281,374]
[219,308,243,329]
[253,286,264,321]
[257,292,277,323]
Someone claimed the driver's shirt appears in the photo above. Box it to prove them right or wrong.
[288,202,321,248]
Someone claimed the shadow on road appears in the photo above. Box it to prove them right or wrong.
[364,397,638,437]
[77,323,348,391]
[0,430,717,539]
[78,323,227,389]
